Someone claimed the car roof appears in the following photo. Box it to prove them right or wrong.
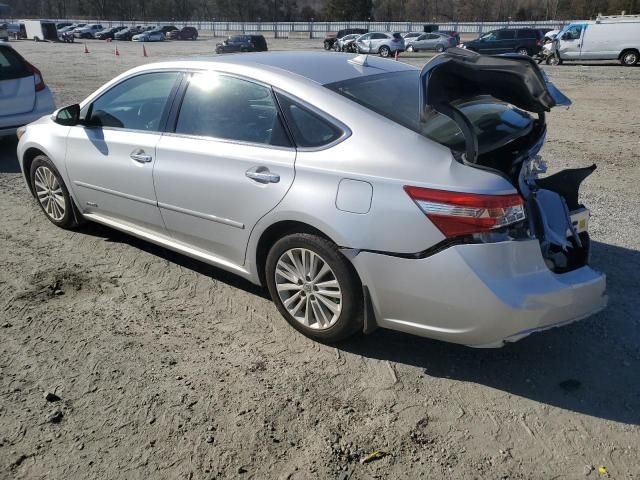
[173,51,417,85]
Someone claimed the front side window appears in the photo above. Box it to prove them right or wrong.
[88,71,179,131]
[276,93,344,148]
[563,25,584,40]
[175,72,291,147]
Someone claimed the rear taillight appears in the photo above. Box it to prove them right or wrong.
[24,61,46,92]
[404,186,526,238]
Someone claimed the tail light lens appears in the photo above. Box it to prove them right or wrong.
[24,61,46,92]
[404,186,526,238]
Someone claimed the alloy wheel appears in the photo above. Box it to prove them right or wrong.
[34,166,66,221]
[517,48,529,56]
[622,52,638,65]
[274,248,342,330]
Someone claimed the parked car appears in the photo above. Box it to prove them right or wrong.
[215,35,268,53]
[550,16,640,66]
[114,27,142,41]
[167,26,198,40]
[56,22,73,30]
[0,23,8,42]
[132,27,167,42]
[407,32,457,52]
[95,26,126,40]
[73,24,103,39]
[324,28,368,50]
[16,50,606,347]
[355,32,405,57]
[333,33,360,52]
[0,44,55,136]
[6,23,25,40]
[462,28,543,56]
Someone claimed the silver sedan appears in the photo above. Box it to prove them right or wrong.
[16,51,607,347]
[407,32,457,52]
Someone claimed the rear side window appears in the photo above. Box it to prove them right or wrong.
[175,72,291,147]
[517,29,538,39]
[276,93,343,148]
[371,33,387,40]
[497,30,516,40]
[0,47,29,80]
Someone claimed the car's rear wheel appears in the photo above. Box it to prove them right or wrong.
[436,44,445,53]
[620,49,639,66]
[265,233,363,343]
[379,45,391,57]
[30,156,82,229]
[516,47,530,56]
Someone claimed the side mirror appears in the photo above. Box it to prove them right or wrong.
[54,104,80,126]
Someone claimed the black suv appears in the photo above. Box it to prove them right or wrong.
[463,28,543,56]
[167,26,198,40]
[215,35,268,54]
[323,28,368,50]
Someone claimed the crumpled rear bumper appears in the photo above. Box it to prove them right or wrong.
[351,239,607,347]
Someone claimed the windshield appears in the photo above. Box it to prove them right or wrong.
[325,71,534,154]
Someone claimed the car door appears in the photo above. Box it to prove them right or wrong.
[356,33,372,52]
[558,24,586,59]
[154,71,296,267]
[494,30,516,53]
[65,71,181,234]
[370,33,387,52]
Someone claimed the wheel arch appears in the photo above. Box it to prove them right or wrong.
[619,48,639,62]
[253,220,337,287]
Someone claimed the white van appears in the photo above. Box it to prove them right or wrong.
[554,15,640,66]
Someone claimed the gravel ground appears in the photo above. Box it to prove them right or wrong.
[1,38,639,480]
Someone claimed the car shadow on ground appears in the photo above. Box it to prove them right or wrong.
[2,137,638,424]
[341,241,640,426]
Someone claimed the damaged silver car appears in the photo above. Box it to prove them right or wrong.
[16,50,607,347]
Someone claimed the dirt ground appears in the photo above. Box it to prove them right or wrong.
[0,38,639,480]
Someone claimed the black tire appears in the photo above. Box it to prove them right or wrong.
[379,45,391,57]
[29,155,83,229]
[516,47,530,56]
[324,40,332,50]
[413,47,419,53]
[435,44,445,53]
[620,49,639,66]
[265,233,363,343]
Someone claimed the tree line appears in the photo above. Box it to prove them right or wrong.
[2,0,637,21]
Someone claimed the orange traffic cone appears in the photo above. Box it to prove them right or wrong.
[142,44,148,57]
[84,42,89,54]
[115,45,120,56]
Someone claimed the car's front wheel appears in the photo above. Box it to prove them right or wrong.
[265,233,363,343]
[516,47,530,56]
[30,155,82,229]
[436,44,445,53]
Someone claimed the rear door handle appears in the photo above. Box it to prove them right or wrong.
[130,149,152,163]
[245,166,280,184]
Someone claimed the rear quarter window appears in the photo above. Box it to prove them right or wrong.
[276,93,344,148]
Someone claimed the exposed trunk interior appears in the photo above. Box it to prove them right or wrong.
[420,49,593,273]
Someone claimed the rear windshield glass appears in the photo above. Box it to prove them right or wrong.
[325,71,533,153]
[0,47,29,80]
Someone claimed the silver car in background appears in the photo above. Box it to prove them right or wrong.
[355,32,405,57]
[407,32,457,52]
[16,51,606,347]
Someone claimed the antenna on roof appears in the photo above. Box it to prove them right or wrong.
[349,54,370,67]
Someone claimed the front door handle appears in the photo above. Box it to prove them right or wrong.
[245,166,280,184]
[130,149,152,163]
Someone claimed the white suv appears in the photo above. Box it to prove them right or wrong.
[0,44,55,136]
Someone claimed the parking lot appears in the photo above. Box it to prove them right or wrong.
[1,37,639,479]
